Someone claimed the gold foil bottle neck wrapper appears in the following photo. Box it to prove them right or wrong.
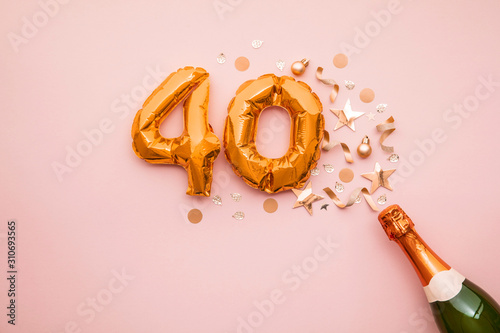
[378,205,451,286]
[378,204,415,240]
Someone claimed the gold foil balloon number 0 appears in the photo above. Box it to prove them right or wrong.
[132,67,324,196]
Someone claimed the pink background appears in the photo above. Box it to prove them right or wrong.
[1,0,500,332]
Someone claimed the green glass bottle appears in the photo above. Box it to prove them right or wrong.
[378,205,500,333]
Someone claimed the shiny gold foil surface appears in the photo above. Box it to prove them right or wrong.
[223,74,324,193]
[378,205,451,285]
[131,67,221,196]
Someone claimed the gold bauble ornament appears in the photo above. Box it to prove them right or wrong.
[291,58,310,76]
[357,136,372,158]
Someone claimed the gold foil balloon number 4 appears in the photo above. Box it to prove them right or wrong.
[132,67,324,196]
[131,67,221,196]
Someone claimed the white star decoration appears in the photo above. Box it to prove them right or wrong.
[366,112,376,121]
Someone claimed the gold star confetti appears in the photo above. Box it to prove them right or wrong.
[292,181,324,215]
[361,162,396,194]
[321,204,329,210]
[366,112,376,121]
[330,98,364,131]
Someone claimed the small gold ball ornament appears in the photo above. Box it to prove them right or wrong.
[291,58,310,76]
[357,136,372,158]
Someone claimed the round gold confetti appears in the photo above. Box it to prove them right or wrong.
[360,88,375,103]
[263,198,278,213]
[333,53,348,68]
[187,209,203,224]
[235,56,250,71]
[339,168,354,183]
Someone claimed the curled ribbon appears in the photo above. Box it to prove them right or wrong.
[323,187,379,211]
[321,130,353,163]
[376,116,396,153]
[316,67,339,103]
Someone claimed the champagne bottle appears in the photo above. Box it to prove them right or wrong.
[378,204,500,333]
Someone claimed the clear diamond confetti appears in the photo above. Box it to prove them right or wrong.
[377,194,387,205]
[335,182,344,193]
[212,195,222,206]
[388,154,399,163]
[232,211,245,220]
[216,53,226,64]
[344,80,355,90]
[276,60,285,71]
[252,40,263,49]
[355,195,362,204]
[376,104,387,113]
[230,193,242,202]
[311,167,320,176]
[323,164,335,173]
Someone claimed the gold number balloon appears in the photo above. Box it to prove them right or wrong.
[131,67,221,196]
[223,74,324,193]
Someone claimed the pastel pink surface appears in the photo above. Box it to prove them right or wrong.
[1,1,500,332]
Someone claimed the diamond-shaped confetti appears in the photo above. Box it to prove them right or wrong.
[212,195,222,206]
[323,164,334,173]
[311,167,320,176]
[276,60,285,71]
[345,80,355,90]
[376,104,387,113]
[377,194,387,205]
[232,211,245,220]
[388,154,399,163]
[355,195,362,203]
[252,40,263,49]
[335,182,344,193]
[216,53,226,64]
[230,193,242,202]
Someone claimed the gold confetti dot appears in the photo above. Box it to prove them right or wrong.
[187,209,203,224]
[339,168,354,183]
[263,198,278,213]
[333,53,348,68]
[235,56,250,71]
[360,88,375,103]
